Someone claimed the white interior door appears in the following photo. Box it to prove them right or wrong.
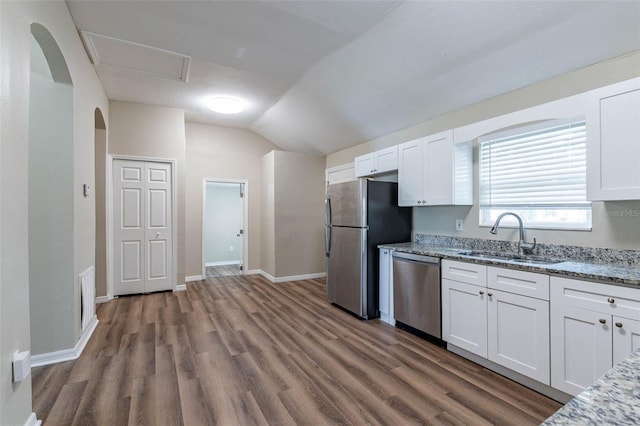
[114,159,173,295]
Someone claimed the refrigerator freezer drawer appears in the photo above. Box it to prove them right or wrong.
[327,226,366,317]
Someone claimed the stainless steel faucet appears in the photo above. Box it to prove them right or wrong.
[490,212,537,255]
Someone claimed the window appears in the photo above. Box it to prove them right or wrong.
[479,118,591,230]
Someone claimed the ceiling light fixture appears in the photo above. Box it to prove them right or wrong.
[206,96,245,114]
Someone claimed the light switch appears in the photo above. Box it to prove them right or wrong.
[12,350,31,382]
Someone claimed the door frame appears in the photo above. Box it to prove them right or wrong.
[201,178,249,278]
[106,155,178,299]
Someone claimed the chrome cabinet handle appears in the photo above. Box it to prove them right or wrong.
[487,292,493,297]
[155,232,160,238]
[607,297,615,304]
[615,322,623,328]
[479,291,484,295]
[599,318,606,324]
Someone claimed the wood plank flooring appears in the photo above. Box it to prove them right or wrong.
[206,265,242,277]
[32,274,562,425]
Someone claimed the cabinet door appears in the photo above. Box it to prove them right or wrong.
[374,146,398,174]
[423,130,454,205]
[379,249,394,325]
[442,278,487,357]
[354,154,374,177]
[550,305,612,396]
[488,290,550,384]
[612,315,640,365]
[397,139,423,206]
[587,78,640,200]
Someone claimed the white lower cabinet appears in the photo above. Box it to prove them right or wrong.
[442,260,551,385]
[550,276,640,396]
[442,278,488,357]
[379,248,394,325]
[487,289,550,384]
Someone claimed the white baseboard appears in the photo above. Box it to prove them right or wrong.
[244,269,262,275]
[175,284,187,291]
[95,295,110,304]
[24,413,41,426]
[185,275,203,282]
[260,271,326,283]
[31,315,99,368]
[205,260,242,267]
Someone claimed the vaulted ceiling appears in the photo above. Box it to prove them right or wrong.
[66,1,640,155]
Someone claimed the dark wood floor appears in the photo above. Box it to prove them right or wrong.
[32,275,562,425]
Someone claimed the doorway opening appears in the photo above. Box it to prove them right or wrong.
[202,180,247,278]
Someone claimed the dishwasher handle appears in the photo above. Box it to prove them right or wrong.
[392,252,440,264]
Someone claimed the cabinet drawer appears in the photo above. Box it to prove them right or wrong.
[442,260,486,287]
[488,266,549,300]
[550,276,640,319]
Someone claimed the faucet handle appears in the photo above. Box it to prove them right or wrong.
[520,237,537,254]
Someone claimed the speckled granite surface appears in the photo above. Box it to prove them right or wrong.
[541,349,640,425]
[381,235,640,288]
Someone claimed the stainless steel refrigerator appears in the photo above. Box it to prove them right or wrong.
[325,179,411,319]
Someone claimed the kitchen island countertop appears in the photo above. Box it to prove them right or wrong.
[541,349,640,425]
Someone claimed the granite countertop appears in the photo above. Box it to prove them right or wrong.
[541,349,640,425]
[380,242,640,288]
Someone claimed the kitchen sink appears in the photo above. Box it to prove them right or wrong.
[456,250,562,265]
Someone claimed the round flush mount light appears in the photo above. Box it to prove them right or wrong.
[206,96,245,114]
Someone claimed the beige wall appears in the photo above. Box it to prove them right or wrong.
[261,151,326,278]
[184,123,280,277]
[274,152,326,277]
[109,101,187,287]
[326,51,640,251]
[261,151,276,277]
[0,0,109,423]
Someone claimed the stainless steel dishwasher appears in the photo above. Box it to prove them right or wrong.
[392,252,441,339]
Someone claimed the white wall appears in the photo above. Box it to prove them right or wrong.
[204,183,243,265]
[326,51,640,251]
[185,123,280,276]
[29,35,75,355]
[0,1,109,423]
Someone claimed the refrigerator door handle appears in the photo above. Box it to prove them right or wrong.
[324,197,332,257]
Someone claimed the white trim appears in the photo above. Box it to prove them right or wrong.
[205,260,242,267]
[24,413,41,426]
[175,284,187,291]
[244,269,262,276]
[107,155,178,296]
[95,295,110,304]
[260,271,326,283]
[31,315,98,368]
[185,275,203,282]
[202,178,249,278]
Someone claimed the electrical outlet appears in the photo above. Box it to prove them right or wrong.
[455,219,464,231]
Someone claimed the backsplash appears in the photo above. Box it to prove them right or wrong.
[414,234,640,268]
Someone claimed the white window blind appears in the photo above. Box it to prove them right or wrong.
[479,118,591,229]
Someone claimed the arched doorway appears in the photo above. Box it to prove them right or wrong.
[28,23,75,356]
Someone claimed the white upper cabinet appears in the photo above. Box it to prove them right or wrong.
[354,146,398,177]
[587,77,640,200]
[398,130,472,206]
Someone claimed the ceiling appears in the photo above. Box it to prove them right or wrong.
[66,1,640,156]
